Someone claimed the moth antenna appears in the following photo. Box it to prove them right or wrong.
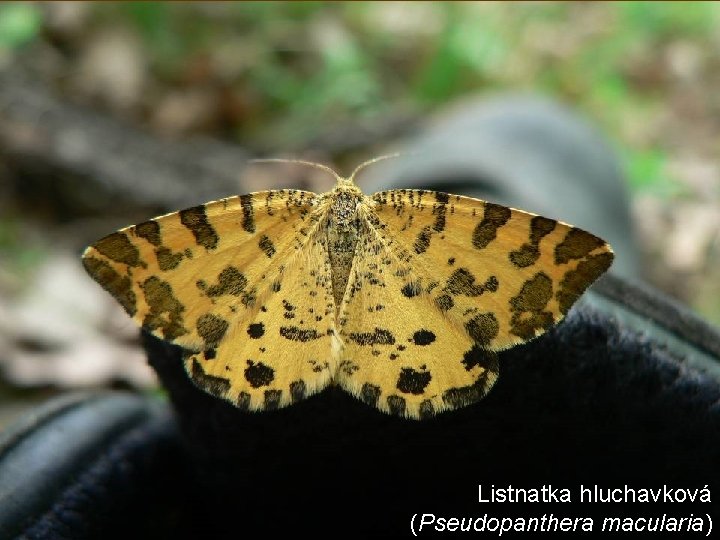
[348,152,403,184]
[249,158,341,183]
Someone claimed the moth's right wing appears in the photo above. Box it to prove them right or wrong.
[335,190,612,419]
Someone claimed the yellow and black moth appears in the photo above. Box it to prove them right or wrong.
[82,158,613,419]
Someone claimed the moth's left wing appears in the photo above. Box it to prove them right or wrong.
[335,190,613,419]
[82,190,339,410]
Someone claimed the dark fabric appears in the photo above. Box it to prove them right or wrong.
[7,397,193,540]
[596,273,720,360]
[143,293,720,537]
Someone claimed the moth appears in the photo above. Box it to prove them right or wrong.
[82,157,613,419]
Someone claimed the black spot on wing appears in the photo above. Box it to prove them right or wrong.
[180,206,218,250]
[396,368,431,395]
[509,244,539,268]
[197,313,229,349]
[435,294,454,311]
[472,203,511,250]
[348,327,395,346]
[82,257,137,316]
[509,272,554,339]
[237,392,251,410]
[360,383,381,407]
[433,199,447,232]
[264,389,282,410]
[419,400,435,419]
[134,220,162,246]
[555,228,606,264]
[412,329,436,346]
[530,216,557,242]
[511,272,553,312]
[435,191,450,204]
[465,313,499,346]
[443,378,489,410]
[155,247,183,271]
[510,216,557,268]
[141,276,187,340]
[258,234,276,258]
[191,358,230,396]
[401,281,421,298]
[239,194,255,233]
[247,322,265,339]
[556,252,614,314]
[93,232,144,268]
[442,354,498,410]
[445,268,498,297]
[244,360,275,388]
[279,326,322,342]
[461,346,497,372]
[413,226,432,254]
[387,395,407,416]
[200,266,248,297]
[290,380,306,403]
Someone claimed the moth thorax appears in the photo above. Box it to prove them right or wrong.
[327,189,362,308]
[329,187,362,230]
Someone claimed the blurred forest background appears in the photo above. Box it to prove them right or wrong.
[0,2,719,425]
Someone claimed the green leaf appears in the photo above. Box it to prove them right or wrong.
[624,148,683,197]
[0,3,42,49]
